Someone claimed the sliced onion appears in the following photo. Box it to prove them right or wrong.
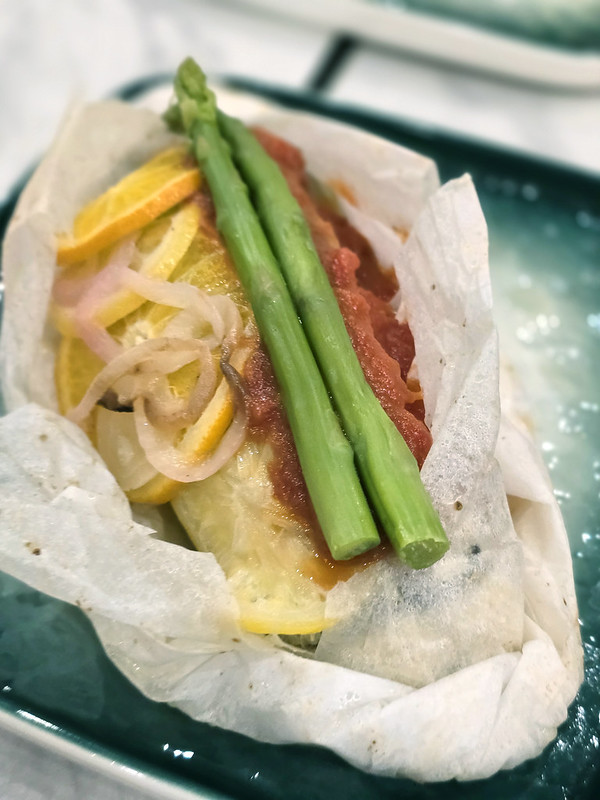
[210,293,243,353]
[178,353,218,422]
[133,386,247,483]
[141,348,218,430]
[121,269,227,347]
[67,337,214,426]
[112,343,215,428]
[71,239,136,362]
[211,293,243,337]
[160,306,214,344]
[77,239,135,309]
[52,254,100,307]
[77,319,123,363]
[122,267,243,353]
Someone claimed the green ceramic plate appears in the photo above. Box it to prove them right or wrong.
[1,79,599,799]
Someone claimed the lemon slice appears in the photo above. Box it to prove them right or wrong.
[56,146,201,266]
[54,335,104,440]
[55,335,104,415]
[172,440,333,635]
[52,201,201,337]
[169,227,249,314]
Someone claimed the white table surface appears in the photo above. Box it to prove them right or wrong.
[1,1,598,798]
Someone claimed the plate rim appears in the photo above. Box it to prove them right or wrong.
[0,702,230,800]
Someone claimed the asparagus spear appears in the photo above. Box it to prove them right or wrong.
[218,112,449,569]
[171,58,380,560]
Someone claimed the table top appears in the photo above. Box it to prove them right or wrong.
[0,2,598,799]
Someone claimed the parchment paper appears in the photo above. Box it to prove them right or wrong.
[0,94,582,781]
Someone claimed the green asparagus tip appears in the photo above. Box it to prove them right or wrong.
[162,103,183,134]
[172,57,217,136]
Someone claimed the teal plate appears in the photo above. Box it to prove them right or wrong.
[1,79,599,799]
[368,0,600,51]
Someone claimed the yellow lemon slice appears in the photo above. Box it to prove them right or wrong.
[56,146,201,266]
[169,227,250,314]
[55,335,104,416]
[54,335,104,441]
[52,201,201,337]
[172,440,333,635]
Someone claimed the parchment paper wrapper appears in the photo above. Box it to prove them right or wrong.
[0,92,583,782]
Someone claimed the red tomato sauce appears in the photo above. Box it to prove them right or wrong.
[242,129,432,586]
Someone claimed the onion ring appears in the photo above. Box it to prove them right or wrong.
[121,268,228,347]
[71,239,137,362]
[132,351,248,483]
[67,337,215,426]
[133,393,247,483]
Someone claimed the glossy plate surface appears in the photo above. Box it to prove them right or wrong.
[1,80,599,799]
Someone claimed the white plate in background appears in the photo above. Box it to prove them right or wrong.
[237,0,600,88]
